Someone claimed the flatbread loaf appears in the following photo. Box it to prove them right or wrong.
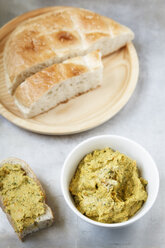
[4,7,134,94]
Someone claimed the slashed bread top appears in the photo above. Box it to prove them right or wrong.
[4,7,134,86]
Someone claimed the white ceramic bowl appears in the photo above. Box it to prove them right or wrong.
[61,135,159,228]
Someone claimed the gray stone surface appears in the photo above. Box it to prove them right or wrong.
[0,0,164,247]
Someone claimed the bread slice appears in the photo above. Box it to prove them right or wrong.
[0,157,54,241]
[4,6,134,94]
[14,50,103,118]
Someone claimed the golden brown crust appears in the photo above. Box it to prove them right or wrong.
[85,32,109,42]
[72,8,110,32]
[4,6,134,91]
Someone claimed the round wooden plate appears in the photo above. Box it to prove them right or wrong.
[0,7,139,135]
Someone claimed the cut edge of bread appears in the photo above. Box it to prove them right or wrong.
[14,51,103,118]
[0,157,54,241]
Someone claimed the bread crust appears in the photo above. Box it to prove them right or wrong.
[3,6,134,94]
[14,51,101,108]
[13,51,103,118]
[0,157,54,241]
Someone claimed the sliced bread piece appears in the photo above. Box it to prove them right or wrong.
[0,157,54,241]
[14,50,103,118]
[4,6,134,94]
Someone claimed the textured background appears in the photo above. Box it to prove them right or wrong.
[0,0,164,247]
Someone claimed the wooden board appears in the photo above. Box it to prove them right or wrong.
[0,7,139,135]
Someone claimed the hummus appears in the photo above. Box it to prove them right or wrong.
[0,163,45,232]
[69,148,148,223]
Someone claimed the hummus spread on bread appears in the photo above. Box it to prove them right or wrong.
[69,148,148,223]
[0,164,45,232]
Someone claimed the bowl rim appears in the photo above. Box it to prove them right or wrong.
[61,134,159,227]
